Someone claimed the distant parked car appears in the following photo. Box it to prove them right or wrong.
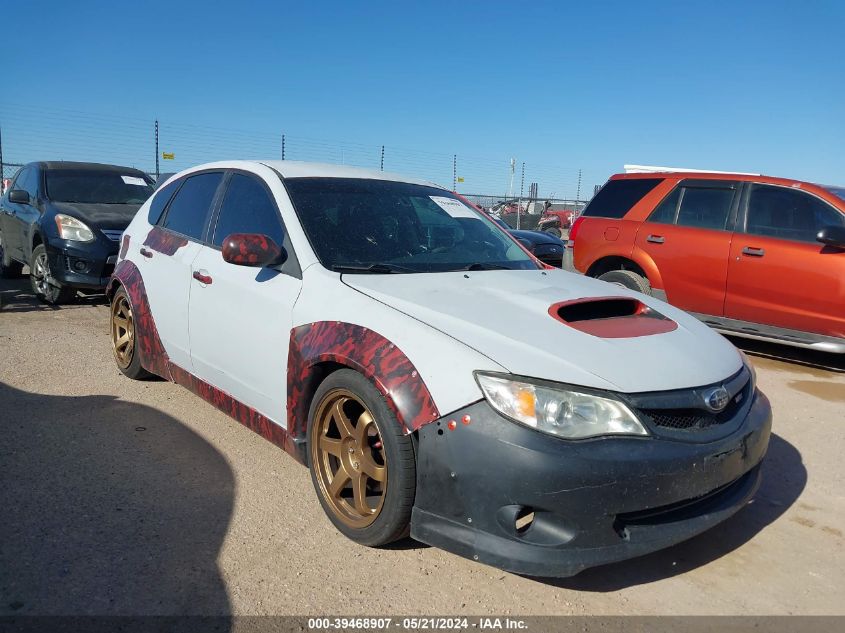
[572,171,845,353]
[0,161,155,303]
[538,204,577,237]
[490,215,566,267]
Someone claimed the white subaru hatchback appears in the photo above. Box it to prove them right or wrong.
[108,160,771,577]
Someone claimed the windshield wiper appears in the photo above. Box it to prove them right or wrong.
[460,263,514,271]
[332,263,416,274]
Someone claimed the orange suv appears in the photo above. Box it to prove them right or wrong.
[571,171,845,353]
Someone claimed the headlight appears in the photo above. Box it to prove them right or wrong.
[475,372,648,439]
[55,214,94,242]
[739,350,757,388]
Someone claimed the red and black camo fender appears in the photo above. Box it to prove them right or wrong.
[221,233,281,266]
[111,259,172,380]
[143,226,188,255]
[169,364,302,463]
[287,322,440,437]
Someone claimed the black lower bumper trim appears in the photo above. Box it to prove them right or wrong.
[410,390,771,577]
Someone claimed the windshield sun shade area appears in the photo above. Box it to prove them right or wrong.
[284,177,539,273]
[46,170,155,204]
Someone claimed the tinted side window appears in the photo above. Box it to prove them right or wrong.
[676,187,734,230]
[148,180,180,225]
[13,167,37,199]
[747,185,845,243]
[582,178,663,219]
[212,174,285,247]
[161,172,223,240]
[647,187,681,224]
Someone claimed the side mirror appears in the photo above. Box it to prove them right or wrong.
[9,190,30,204]
[816,225,845,249]
[221,233,287,267]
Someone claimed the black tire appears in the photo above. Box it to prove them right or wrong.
[307,368,416,546]
[0,228,24,278]
[598,269,652,295]
[29,244,75,304]
[111,285,152,380]
[542,226,562,239]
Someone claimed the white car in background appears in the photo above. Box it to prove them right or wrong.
[107,160,772,577]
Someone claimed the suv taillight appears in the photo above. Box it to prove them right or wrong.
[568,216,585,247]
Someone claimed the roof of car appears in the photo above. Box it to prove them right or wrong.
[259,160,441,187]
[35,161,148,174]
[610,170,816,187]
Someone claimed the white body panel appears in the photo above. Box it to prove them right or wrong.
[188,245,302,423]
[135,239,201,370]
[343,268,742,393]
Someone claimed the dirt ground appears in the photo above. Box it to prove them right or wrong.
[1,273,843,616]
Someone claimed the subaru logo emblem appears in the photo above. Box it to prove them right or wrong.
[704,387,730,412]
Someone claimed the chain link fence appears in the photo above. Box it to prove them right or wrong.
[0,101,603,207]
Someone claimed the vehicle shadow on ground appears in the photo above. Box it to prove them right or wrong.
[0,274,107,314]
[535,433,805,591]
[0,381,235,615]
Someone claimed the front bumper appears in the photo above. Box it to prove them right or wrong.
[411,389,771,577]
[44,237,120,290]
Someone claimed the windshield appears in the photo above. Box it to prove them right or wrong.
[285,178,538,273]
[46,170,155,204]
[821,185,845,204]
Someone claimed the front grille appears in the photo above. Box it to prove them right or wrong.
[101,229,123,241]
[636,373,751,432]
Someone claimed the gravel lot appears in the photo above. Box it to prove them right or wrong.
[1,272,843,616]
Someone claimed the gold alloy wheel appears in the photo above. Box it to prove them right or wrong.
[111,293,135,369]
[311,389,387,528]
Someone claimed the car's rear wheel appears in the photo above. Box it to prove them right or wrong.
[30,244,75,304]
[308,369,415,546]
[598,269,652,294]
[542,226,562,238]
[0,229,24,278]
[110,286,151,380]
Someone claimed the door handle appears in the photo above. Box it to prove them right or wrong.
[741,246,765,257]
[646,234,665,244]
[192,270,213,285]
[139,247,153,258]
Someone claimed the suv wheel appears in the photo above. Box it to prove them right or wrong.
[30,244,75,304]
[0,229,23,278]
[598,269,651,295]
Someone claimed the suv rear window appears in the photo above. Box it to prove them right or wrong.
[582,178,662,219]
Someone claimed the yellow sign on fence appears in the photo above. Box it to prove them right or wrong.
[457,177,465,183]
[162,152,175,160]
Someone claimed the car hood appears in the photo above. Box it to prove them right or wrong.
[343,269,742,393]
[510,229,563,245]
[49,202,142,230]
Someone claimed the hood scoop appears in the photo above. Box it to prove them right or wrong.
[550,297,678,339]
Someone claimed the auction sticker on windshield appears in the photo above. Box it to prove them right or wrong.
[430,196,477,218]
[121,175,148,186]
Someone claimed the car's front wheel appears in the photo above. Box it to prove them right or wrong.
[307,369,416,546]
[30,244,75,304]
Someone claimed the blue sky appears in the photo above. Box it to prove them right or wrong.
[2,0,844,196]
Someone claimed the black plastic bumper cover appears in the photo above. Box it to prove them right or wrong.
[45,238,119,290]
[411,390,771,577]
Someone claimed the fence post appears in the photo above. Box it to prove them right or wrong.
[0,124,4,184]
[576,169,582,202]
[281,134,286,160]
[452,154,457,191]
[380,145,384,171]
[154,120,160,181]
